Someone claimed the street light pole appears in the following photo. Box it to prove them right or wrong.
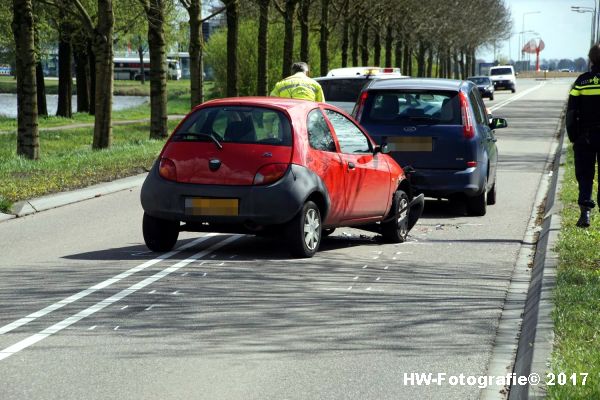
[572,5,597,47]
[521,11,541,69]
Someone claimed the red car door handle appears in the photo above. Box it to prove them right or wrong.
[348,162,355,170]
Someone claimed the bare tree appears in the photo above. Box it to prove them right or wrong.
[222,0,239,96]
[256,0,270,95]
[12,0,39,159]
[274,0,300,78]
[139,0,168,139]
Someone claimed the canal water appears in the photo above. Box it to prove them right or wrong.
[0,94,149,118]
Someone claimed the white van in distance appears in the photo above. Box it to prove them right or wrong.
[489,65,516,93]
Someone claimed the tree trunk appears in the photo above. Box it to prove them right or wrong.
[187,0,203,106]
[36,61,47,117]
[224,0,239,95]
[12,0,39,160]
[147,0,168,139]
[257,0,269,96]
[416,42,426,77]
[394,38,402,70]
[299,0,310,64]
[384,24,393,67]
[403,42,411,76]
[351,24,359,67]
[88,39,96,116]
[341,12,349,68]
[360,25,369,66]
[373,30,381,66]
[281,0,298,78]
[92,0,114,149]
[465,50,472,79]
[319,0,329,76]
[56,15,73,118]
[74,44,90,113]
[426,47,434,77]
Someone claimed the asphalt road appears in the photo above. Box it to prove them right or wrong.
[0,78,572,400]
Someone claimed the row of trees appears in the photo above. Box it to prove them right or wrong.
[9,0,511,160]
[208,0,512,97]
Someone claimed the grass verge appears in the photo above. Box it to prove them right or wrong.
[0,121,179,213]
[547,145,600,399]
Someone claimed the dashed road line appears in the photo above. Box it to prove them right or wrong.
[0,235,240,362]
[0,233,219,336]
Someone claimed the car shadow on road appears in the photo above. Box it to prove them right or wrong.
[61,232,386,262]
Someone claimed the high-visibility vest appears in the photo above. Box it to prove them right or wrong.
[270,72,325,102]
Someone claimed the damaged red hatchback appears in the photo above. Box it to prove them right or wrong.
[141,97,423,257]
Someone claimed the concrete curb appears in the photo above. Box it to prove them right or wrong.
[0,212,15,222]
[481,106,564,400]
[508,121,566,399]
[527,142,565,400]
[4,173,147,220]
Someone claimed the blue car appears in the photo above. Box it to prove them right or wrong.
[352,78,507,216]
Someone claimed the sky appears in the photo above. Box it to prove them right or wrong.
[478,0,599,62]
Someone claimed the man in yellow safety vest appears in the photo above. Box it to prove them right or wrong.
[270,62,325,102]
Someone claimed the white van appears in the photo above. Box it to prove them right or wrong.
[489,65,516,93]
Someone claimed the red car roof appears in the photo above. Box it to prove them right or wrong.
[195,96,321,113]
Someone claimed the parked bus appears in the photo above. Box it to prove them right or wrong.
[113,57,182,80]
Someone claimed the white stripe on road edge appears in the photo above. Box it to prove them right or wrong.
[0,235,240,361]
[489,82,546,112]
[0,233,219,336]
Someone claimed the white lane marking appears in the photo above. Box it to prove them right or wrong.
[392,257,397,260]
[172,290,179,295]
[384,266,389,270]
[145,304,155,311]
[353,276,359,280]
[0,235,240,361]
[362,265,368,269]
[347,286,353,290]
[372,256,379,260]
[376,277,381,281]
[0,233,218,336]
[488,82,546,112]
[88,326,96,331]
[113,326,120,331]
[148,290,156,294]
[181,272,188,277]
[120,305,128,310]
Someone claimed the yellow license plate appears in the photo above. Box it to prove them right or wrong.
[185,198,239,216]
[387,137,433,152]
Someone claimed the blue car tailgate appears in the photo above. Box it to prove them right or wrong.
[362,123,475,170]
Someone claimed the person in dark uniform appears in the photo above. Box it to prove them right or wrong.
[566,43,600,228]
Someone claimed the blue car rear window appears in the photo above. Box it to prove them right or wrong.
[361,90,461,125]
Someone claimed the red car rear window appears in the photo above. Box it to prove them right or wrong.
[175,106,292,146]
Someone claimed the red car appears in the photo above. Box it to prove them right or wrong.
[140,97,423,257]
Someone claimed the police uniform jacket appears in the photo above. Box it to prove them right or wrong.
[566,65,600,142]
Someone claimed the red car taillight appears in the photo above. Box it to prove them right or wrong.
[159,158,177,181]
[253,163,288,185]
[353,91,369,120]
[459,92,475,139]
